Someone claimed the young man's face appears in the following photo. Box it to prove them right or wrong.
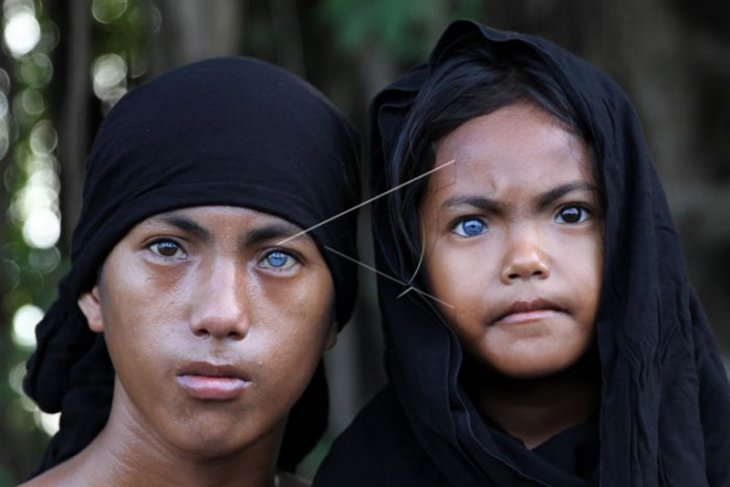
[419,103,603,380]
[78,206,336,457]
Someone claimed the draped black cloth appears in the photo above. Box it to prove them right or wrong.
[314,20,730,487]
[23,57,360,475]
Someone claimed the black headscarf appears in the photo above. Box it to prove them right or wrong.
[314,20,730,487]
[24,57,360,475]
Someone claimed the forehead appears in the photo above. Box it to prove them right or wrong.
[429,104,593,196]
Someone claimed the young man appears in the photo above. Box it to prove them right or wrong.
[22,57,360,487]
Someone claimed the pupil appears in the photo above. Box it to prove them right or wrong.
[562,207,580,222]
[268,252,287,267]
[157,242,177,256]
[464,220,482,235]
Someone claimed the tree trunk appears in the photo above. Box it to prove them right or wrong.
[57,0,92,253]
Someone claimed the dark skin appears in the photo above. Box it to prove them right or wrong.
[419,104,603,449]
[21,206,335,487]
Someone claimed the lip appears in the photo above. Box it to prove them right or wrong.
[176,362,251,401]
[493,298,564,325]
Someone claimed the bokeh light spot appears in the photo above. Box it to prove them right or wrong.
[0,92,8,119]
[30,119,58,155]
[0,68,11,93]
[37,412,61,436]
[92,0,129,24]
[20,52,54,88]
[22,208,61,249]
[8,362,26,396]
[92,53,128,103]
[3,8,41,57]
[20,88,45,116]
[11,303,43,348]
[0,129,8,159]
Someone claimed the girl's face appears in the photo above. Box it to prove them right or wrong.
[78,206,336,458]
[419,103,603,379]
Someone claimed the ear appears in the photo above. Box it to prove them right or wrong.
[78,287,104,333]
[324,320,338,350]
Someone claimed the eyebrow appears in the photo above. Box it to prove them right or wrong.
[441,195,504,214]
[243,222,310,246]
[153,214,309,246]
[535,181,599,210]
[157,214,211,241]
[441,181,599,213]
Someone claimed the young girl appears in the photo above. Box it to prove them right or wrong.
[314,20,730,486]
[21,57,360,486]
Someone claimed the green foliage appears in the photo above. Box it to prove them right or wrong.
[318,0,481,60]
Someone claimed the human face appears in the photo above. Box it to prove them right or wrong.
[78,206,335,457]
[419,104,603,379]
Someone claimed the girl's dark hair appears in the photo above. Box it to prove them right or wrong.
[387,41,593,272]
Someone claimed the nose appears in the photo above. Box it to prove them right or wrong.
[500,225,550,284]
[189,258,249,340]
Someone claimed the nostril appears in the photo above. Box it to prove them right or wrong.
[192,326,210,338]
[227,329,244,340]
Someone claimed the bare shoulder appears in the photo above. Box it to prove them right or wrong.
[17,456,88,487]
[276,471,311,487]
[17,468,66,487]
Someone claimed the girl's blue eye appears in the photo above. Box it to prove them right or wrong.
[260,250,297,270]
[453,218,487,237]
[555,205,592,224]
[149,240,187,260]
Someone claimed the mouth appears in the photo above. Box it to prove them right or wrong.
[493,298,565,325]
[176,362,251,401]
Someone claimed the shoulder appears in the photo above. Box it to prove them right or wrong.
[313,385,449,487]
[17,462,78,487]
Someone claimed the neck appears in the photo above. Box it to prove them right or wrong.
[462,351,600,449]
[68,385,284,487]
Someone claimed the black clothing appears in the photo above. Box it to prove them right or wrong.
[24,57,360,474]
[314,20,730,486]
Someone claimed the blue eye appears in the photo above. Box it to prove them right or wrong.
[149,239,187,260]
[260,250,297,270]
[453,218,487,237]
[555,205,592,224]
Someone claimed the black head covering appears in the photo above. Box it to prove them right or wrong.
[24,57,360,474]
[314,20,730,487]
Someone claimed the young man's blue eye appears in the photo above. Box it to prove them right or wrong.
[453,218,487,237]
[555,205,591,224]
[261,250,297,269]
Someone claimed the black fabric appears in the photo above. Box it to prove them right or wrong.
[314,20,730,487]
[23,57,360,474]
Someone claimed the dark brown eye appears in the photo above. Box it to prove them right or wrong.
[149,240,186,259]
[556,205,590,224]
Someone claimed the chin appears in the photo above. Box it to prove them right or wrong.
[179,433,254,459]
[489,350,593,381]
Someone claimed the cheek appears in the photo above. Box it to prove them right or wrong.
[559,233,603,321]
[99,265,183,375]
[257,270,334,357]
[424,242,492,329]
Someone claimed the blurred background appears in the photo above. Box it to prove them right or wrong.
[0,0,728,484]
